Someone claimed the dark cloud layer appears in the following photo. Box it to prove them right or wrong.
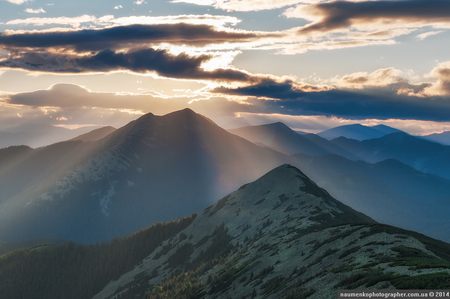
[214,81,450,122]
[0,24,258,52]
[0,24,264,82]
[0,48,256,82]
[299,0,450,34]
[215,79,305,99]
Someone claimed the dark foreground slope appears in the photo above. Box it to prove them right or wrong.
[91,165,450,299]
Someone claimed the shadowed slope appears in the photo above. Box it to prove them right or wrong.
[0,109,289,243]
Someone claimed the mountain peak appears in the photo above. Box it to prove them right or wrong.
[162,107,217,127]
[166,107,196,116]
[319,124,402,141]
[256,122,293,132]
[94,165,397,299]
[203,164,375,232]
[70,126,116,142]
[270,121,290,128]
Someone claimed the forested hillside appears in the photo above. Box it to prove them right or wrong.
[0,215,195,299]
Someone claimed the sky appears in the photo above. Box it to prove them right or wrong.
[1,0,450,135]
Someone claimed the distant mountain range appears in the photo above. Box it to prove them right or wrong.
[0,123,109,149]
[330,132,450,179]
[318,123,402,140]
[230,122,450,180]
[420,131,450,145]
[228,122,352,157]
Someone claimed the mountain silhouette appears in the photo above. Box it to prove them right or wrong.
[318,124,401,140]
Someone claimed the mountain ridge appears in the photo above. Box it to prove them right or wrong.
[330,131,450,179]
[318,124,402,141]
[70,126,116,142]
[93,164,450,299]
[421,131,450,145]
[0,109,290,243]
[228,122,354,157]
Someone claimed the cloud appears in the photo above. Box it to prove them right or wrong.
[134,0,145,4]
[5,15,101,28]
[0,48,263,83]
[110,14,241,27]
[7,3,441,58]
[0,24,260,52]
[5,83,201,110]
[417,31,443,40]
[1,83,249,128]
[424,61,450,96]
[336,68,432,97]
[339,68,405,87]
[272,0,450,54]
[5,41,448,122]
[3,0,30,4]
[24,7,46,13]
[1,83,255,117]
[7,83,158,109]
[212,71,450,122]
[4,83,450,135]
[286,0,450,35]
[114,5,123,9]
[0,24,274,83]
[171,0,309,12]
[0,101,142,130]
[5,14,241,28]
[0,84,173,129]
[276,39,397,55]
[215,78,306,98]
